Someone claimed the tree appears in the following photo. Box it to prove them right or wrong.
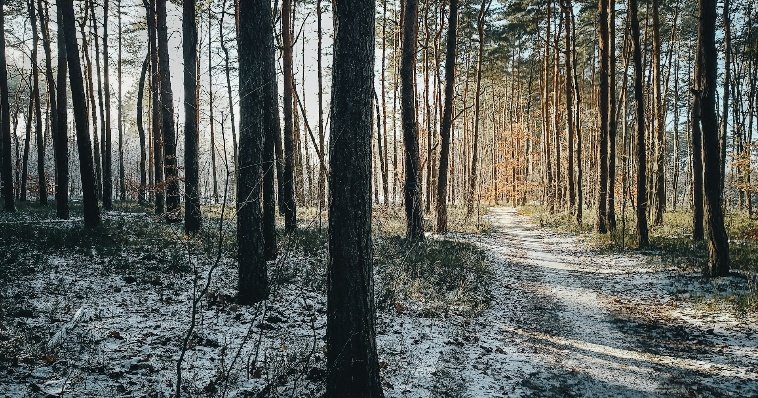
[629,0,648,247]
[145,0,164,214]
[59,0,100,227]
[29,0,47,205]
[467,0,489,217]
[281,0,297,231]
[53,3,69,219]
[0,0,14,211]
[183,0,200,234]
[326,0,384,396]
[237,0,271,304]
[696,0,729,275]
[596,0,609,234]
[652,0,665,226]
[401,0,424,240]
[157,0,179,219]
[435,0,458,234]
[136,55,148,205]
[117,0,125,202]
[102,0,113,210]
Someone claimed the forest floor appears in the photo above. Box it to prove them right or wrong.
[0,204,756,397]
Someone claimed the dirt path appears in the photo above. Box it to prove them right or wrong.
[380,207,758,397]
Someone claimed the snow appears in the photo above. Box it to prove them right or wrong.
[1,207,757,397]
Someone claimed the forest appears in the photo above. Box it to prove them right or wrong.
[0,0,756,396]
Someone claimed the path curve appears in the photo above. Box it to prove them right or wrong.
[381,207,758,397]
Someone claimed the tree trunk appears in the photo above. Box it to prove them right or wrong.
[561,0,575,214]
[629,0,648,247]
[183,0,200,234]
[102,0,113,210]
[0,0,14,211]
[468,0,488,217]
[401,0,424,240]
[696,0,729,276]
[53,3,69,218]
[721,0,730,195]
[145,0,163,214]
[39,0,63,212]
[220,0,237,175]
[326,1,384,396]
[607,0,617,231]
[137,55,148,205]
[59,0,100,227]
[652,0,665,225]
[30,0,47,205]
[435,0,457,234]
[208,6,218,204]
[317,0,326,210]
[157,0,179,219]
[237,0,270,304]
[596,0,609,233]
[281,0,297,231]
[117,0,125,202]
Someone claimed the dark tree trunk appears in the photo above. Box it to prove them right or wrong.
[401,0,424,240]
[561,0,575,214]
[629,0,648,247]
[721,0,730,194]
[652,0,665,225]
[220,0,237,174]
[262,4,280,261]
[208,6,218,204]
[157,0,179,219]
[607,0,617,231]
[435,0,457,234]
[117,0,124,202]
[696,0,729,276]
[183,0,200,234]
[21,92,31,202]
[53,2,69,218]
[596,0,609,233]
[281,0,297,231]
[137,55,148,205]
[237,0,271,304]
[59,0,100,227]
[326,0,384,396]
[30,0,47,205]
[0,0,14,211]
[102,0,113,210]
[317,0,325,210]
[82,1,101,201]
[39,0,63,213]
[145,0,164,214]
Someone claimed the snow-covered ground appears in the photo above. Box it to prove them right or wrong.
[1,207,756,397]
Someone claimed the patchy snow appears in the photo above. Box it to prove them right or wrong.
[1,207,757,397]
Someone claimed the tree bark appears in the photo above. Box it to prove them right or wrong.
[629,0,648,247]
[652,0,665,225]
[326,0,384,396]
[401,0,424,240]
[596,0,609,233]
[237,0,270,304]
[145,0,164,214]
[53,3,69,218]
[102,0,113,210]
[281,0,297,231]
[157,0,179,219]
[137,55,148,205]
[39,0,63,212]
[59,0,100,227]
[435,0,457,234]
[696,0,729,276]
[467,0,488,217]
[30,0,47,205]
[607,0,617,231]
[0,0,14,211]
[183,0,201,234]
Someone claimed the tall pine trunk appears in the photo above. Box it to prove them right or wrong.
[30,0,47,205]
[59,0,100,227]
[401,0,424,240]
[326,1,384,396]
[281,0,297,231]
[237,0,270,304]
[0,0,14,211]
[183,0,200,234]
[696,0,730,276]
[435,0,457,234]
[156,0,179,219]
[137,55,148,205]
[596,0,609,233]
[629,0,648,247]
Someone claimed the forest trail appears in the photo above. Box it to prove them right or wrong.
[382,207,758,397]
